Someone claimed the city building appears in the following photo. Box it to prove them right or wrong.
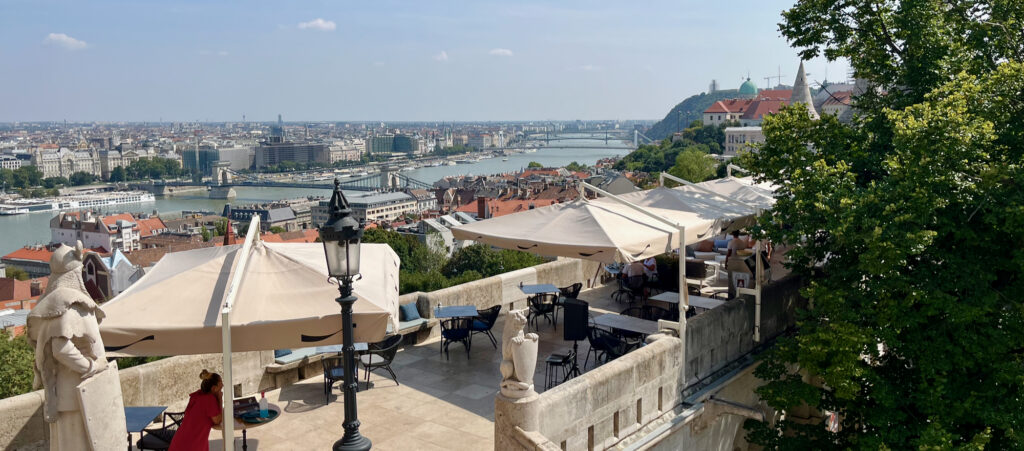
[82,248,143,300]
[0,155,22,170]
[98,149,141,179]
[346,191,417,223]
[30,148,102,178]
[1,246,55,278]
[224,205,298,232]
[182,146,220,176]
[254,136,329,168]
[216,146,255,171]
[50,211,167,253]
[405,189,438,212]
[724,127,767,157]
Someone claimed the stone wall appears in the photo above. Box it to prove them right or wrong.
[495,275,804,450]
[0,350,273,451]
[495,335,684,451]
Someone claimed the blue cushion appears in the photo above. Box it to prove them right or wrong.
[399,303,420,322]
[274,349,292,358]
[274,347,318,365]
[471,320,488,331]
[714,239,730,249]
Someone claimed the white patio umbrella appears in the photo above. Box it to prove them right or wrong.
[100,241,400,356]
[100,217,399,449]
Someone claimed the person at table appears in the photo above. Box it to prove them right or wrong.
[169,370,223,451]
[725,230,748,298]
[642,257,658,282]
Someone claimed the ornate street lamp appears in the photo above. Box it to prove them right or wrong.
[319,179,371,451]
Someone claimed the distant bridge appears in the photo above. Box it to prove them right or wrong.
[160,167,434,192]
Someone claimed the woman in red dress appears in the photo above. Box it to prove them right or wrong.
[169,370,223,451]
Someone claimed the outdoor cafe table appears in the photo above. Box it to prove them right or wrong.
[648,292,727,311]
[593,313,661,337]
[435,305,479,319]
[519,283,560,295]
[215,402,282,451]
[124,405,167,451]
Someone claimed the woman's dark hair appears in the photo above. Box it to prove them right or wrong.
[731,230,741,238]
[199,369,222,393]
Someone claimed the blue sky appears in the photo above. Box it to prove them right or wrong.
[0,0,849,122]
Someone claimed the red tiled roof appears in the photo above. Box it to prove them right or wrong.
[100,213,137,235]
[756,89,793,101]
[741,99,789,120]
[519,169,561,178]
[135,217,167,238]
[823,90,853,105]
[3,247,54,263]
[0,277,48,302]
[704,99,753,114]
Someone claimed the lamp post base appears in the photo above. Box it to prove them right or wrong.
[333,432,371,451]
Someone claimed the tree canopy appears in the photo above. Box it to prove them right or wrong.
[741,1,1024,448]
[0,330,35,399]
[527,161,543,168]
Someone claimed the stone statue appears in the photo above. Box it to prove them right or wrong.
[499,309,539,398]
[27,242,126,450]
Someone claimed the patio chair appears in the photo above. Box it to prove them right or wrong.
[440,317,473,360]
[611,273,632,303]
[584,326,631,369]
[559,283,582,299]
[642,305,674,322]
[360,334,402,389]
[625,275,647,304]
[471,305,502,348]
[615,307,646,345]
[136,411,184,451]
[322,355,347,403]
[527,293,557,331]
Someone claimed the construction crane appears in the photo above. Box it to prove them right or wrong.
[764,66,786,88]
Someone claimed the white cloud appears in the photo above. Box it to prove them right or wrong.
[579,64,601,72]
[44,33,87,50]
[298,18,336,31]
[434,51,449,62]
[489,48,513,57]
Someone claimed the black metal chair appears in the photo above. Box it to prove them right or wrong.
[136,411,184,451]
[559,283,582,299]
[584,326,631,369]
[612,273,632,303]
[626,275,647,304]
[527,294,557,330]
[360,334,403,389]
[471,305,502,348]
[642,305,674,322]
[440,317,473,360]
[615,307,647,345]
[322,355,347,403]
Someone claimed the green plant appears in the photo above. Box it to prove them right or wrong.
[268,226,286,234]
[0,330,35,399]
[6,266,29,281]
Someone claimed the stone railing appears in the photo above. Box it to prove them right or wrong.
[496,334,684,450]
[495,275,804,450]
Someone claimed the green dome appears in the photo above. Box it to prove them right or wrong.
[738,78,758,96]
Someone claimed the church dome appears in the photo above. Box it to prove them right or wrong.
[738,78,758,96]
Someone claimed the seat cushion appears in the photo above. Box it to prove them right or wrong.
[398,318,427,332]
[274,349,292,358]
[274,347,317,365]
[360,354,386,366]
[442,329,469,340]
[137,429,174,449]
[399,303,421,322]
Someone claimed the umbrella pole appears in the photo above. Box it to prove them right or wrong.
[220,215,261,450]
[678,225,688,385]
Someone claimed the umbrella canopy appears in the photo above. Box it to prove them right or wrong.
[451,198,717,263]
[688,176,776,211]
[100,242,400,357]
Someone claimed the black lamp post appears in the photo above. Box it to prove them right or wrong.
[319,179,371,451]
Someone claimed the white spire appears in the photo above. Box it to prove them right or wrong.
[791,61,819,119]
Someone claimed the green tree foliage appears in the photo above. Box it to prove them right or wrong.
[214,218,230,237]
[442,244,544,279]
[527,161,543,168]
[0,166,44,190]
[258,161,329,173]
[200,227,211,242]
[0,330,35,399]
[741,1,1024,445]
[108,166,126,182]
[5,266,29,281]
[615,120,728,174]
[434,144,473,156]
[646,89,748,139]
[125,157,186,181]
[41,177,67,189]
[667,147,717,182]
[565,161,589,172]
[68,171,96,186]
[268,226,286,234]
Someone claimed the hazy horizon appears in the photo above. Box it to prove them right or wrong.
[1,0,850,123]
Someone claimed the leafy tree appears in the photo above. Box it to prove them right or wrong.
[526,161,543,169]
[565,161,589,172]
[268,226,286,234]
[200,227,211,242]
[442,244,544,279]
[667,147,716,182]
[214,218,230,237]
[5,266,29,281]
[41,177,67,189]
[740,1,1024,445]
[68,171,96,186]
[108,166,126,182]
[0,330,35,399]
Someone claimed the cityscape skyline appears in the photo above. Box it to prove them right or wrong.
[1,0,850,122]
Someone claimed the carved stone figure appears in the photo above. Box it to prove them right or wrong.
[499,309,539,398]
[27,242,125,450]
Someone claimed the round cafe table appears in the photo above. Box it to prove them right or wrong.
[214,403,281,451]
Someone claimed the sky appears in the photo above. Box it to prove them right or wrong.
[0,0,850,122]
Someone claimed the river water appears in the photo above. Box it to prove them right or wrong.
[0,139,627,255]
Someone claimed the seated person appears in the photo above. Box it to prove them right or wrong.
[642,257,658,281]
[169,370,223,451]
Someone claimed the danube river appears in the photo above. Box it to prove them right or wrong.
[0,139,627,255]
